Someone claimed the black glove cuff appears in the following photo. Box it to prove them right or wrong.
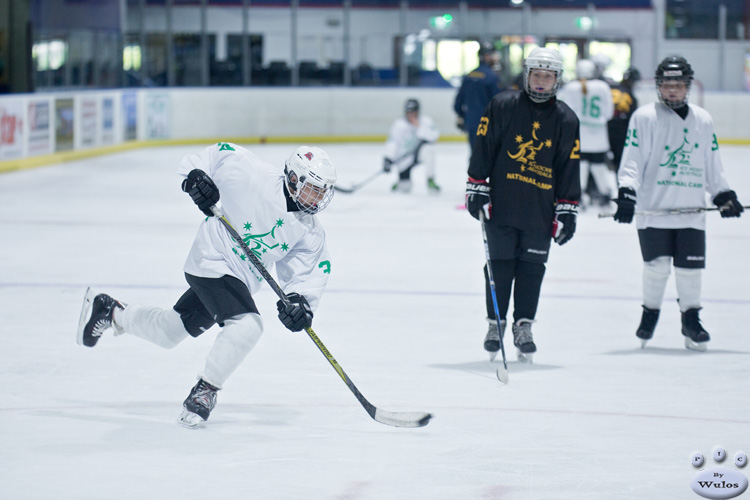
[618,187,637,203]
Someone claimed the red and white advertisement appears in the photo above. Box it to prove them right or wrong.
[28,99,52,155]
[0,99,24,160]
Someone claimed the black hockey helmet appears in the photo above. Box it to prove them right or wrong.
[655,56,693,83]
[478,41,496,57]
[655,56,693,108]
[404,98,420,114]
[622,67,641,86]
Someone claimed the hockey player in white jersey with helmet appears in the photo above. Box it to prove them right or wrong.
[613,56,744,351]
[77,142,337,427]
[383,98,441,193]
[558,58,615,208]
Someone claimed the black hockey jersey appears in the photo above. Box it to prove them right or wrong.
[468,90,581,233]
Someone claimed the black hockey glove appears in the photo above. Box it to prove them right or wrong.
[552,200,578,246]
[466,177,491,221]
[276,293,313,332]
[182,169,220,217]
[713,190,744,218]
[456,116,466,132]
[614,187,636,224]
[383,158,393,173]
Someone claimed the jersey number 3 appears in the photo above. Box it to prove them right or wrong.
[477,117,489,137]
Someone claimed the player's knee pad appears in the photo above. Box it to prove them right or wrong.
[644,256,671,277]
[221,313,264,351]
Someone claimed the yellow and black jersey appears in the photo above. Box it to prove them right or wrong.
[468,90,581,234]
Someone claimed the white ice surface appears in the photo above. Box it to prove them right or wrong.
[1,141,749,500]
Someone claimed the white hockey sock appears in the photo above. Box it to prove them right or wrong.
[579,160,591,191]
[113,305,189,349]
[200,313,263,389]
[675,267,702,311]
[590,162,616,198]
[421,143,437,179]
[643,256,671,309]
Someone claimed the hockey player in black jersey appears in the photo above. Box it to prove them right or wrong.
[465,46,581,363]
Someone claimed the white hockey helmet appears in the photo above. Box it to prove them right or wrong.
[591,53,611,78]
[523,47,564,103]
[284,146,337,215]
[575,59,596,80]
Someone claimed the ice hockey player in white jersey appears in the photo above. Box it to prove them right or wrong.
[558,58,615,208]
[383,98,441,193]
[613,56,744,351]
[77,142,337,427]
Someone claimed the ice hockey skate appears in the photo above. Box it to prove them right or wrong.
[635,306,660,348]
[427,178,441,194]
[512,319,537,363]
[391,179,412,193]
[483,318,505,361]
[76,287,124,347]
[178,379,219,428]
[681,308,710,352]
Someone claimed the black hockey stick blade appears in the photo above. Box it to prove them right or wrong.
[334,170,383,194]
[211,205,432,428]
[304,326,432,428]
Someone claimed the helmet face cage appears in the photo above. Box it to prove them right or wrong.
[523,48,563,103]
[284,147,336,215]
[655,57,693,109]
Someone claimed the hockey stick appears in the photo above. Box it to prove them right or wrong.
[333,170,383,194]
[598,205,750,218]
[479,211,509,384]
[210,205,432,428]
[334,143,427,194]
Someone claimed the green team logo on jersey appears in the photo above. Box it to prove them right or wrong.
[231,219,289,281]
[661,128,698,175]
[657,128,704,188]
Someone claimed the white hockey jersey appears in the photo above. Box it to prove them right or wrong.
[558,79,614,153]
[384,115,440,171]
[618,103,732,230]
[177,142,331,311]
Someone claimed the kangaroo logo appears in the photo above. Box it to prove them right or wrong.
[507,121,552,167]
[661,128,697,176]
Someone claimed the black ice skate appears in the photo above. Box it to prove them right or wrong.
[483,319,506,361]
[178,379,219,428]
[512,319,537,364]
[76,287,124,347]
[681,308,710,352]
[636,306,660,348]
